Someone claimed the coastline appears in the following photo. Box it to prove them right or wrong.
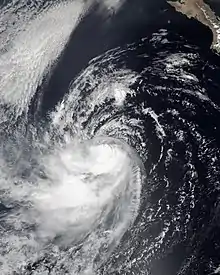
[167,0,220,53]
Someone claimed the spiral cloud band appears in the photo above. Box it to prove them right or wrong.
[0,0,145,274]
[2,0,219,274]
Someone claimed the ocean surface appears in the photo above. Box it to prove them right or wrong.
[1,0,220,274]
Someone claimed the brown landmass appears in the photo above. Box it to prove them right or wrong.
[167,0,220,52]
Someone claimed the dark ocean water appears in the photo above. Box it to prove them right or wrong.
[96,31,220,275]
[39,0,214,115]
[205,0,220,17]
[52,2,220,274]
[2,0,220,274]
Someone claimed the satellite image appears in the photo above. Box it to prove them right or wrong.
[1,0,220,274]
